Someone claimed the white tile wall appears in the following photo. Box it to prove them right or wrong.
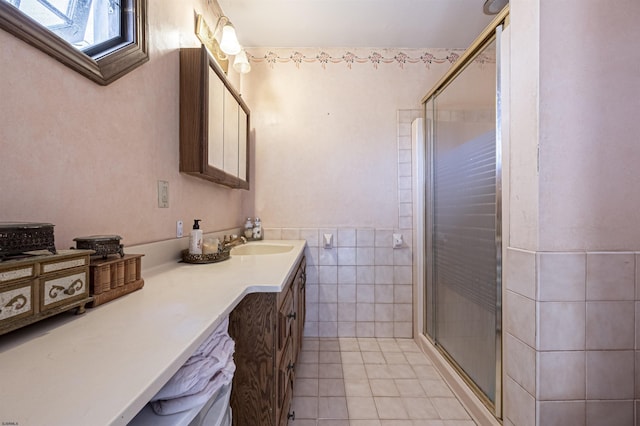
[504,249,640,425]
[259,110,421,338]
[268,227,414,338]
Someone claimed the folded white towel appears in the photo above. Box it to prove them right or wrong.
[151,353,235,415]
[150,318,236,415]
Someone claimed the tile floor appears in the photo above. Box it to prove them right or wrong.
[291,337,477,426]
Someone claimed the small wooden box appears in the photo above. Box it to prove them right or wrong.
[0,249,92,336]
[87,254,144,307]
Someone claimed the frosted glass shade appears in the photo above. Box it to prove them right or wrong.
[233,50,251,74]
[219,24,241,55]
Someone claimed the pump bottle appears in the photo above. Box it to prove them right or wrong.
[189,219,203,255]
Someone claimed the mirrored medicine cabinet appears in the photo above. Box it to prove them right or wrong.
[179,45,250,189]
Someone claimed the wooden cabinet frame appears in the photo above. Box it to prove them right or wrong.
[179,45,250,189]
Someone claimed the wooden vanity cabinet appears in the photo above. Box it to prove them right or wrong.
[229,255,306,426]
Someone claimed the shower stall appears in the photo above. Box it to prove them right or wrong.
[416,9,508,420]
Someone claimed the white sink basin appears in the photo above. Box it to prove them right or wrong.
[231,243,294,256]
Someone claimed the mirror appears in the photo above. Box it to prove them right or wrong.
[180,45,250,189]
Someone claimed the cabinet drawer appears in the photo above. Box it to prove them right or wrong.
[0,264,35,285]
[40,268,89,310]
[40,255,89,275]
[0,281,33,323]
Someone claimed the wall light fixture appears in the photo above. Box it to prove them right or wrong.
[233,50,251,74]
[214,16,241,55]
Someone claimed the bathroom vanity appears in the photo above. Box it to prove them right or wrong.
[0,239,306,426]
[229,255,306,426]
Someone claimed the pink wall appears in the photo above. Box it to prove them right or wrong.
[0,1,254,248]
[242,48,466,229]
[537,0,640,251]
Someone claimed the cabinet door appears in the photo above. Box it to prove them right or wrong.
[223,89,239,177]
[295,261,306,362]
[207,67,224,170]
[238,107,248,181]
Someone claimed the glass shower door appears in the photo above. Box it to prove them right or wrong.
[425,36,500,407]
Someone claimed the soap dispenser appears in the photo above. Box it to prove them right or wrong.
[189,219,203,255]
[244,217,254,239]
[252,217,262,240]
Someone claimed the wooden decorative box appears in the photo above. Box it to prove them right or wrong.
[0,249,93,336]
[87,254,144,307]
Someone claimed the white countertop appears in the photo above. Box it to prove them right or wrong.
[0,240,306,426]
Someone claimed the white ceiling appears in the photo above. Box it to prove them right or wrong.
[217,0,496,50]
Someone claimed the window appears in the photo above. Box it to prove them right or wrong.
[0,0,148,85]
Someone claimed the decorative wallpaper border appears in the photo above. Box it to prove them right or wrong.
[247,49,496,70]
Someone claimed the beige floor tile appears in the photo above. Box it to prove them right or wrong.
[396,339,421,353]
[380,421,413,426]
[293,396,319,419]
[339,338,361,351]
[420,379,455,398]
[300,350,320,364]
[402,397,439,419]
[350,420,382,426]
[292,420,317,426]
[341,351,365,364]
[362,351,386,364]
[343,364,368,379]
[394,379,425,397]
[319,363,344,378]
[303,338,320,351]
[412,365,441,380]
[378,339,402,353]
[320,339,341,351]
[298,362,320,378]
[440,421,476,425]
[319,378,346,396]
[383,352,408,365]
[345,379,373,397]
[320,351,343,363]
[404,351,431,366]
[347,396,379,419]
[387,364,417,379]
[359,339,382,352]
[370,379,400,397]
[319,396,349,419]
[365,364,393,379]
[295,378,320,396]
[374,397,409,419]
[319,420,350,426]
[430,397,471,420]
[296,337,479,425]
